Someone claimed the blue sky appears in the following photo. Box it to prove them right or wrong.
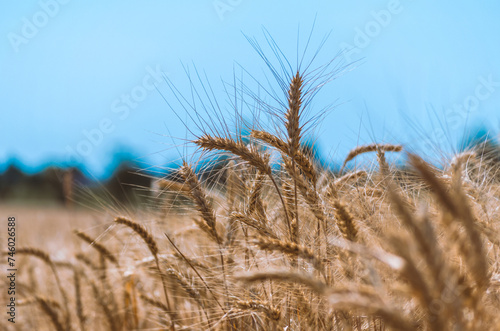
[1,0,499,178]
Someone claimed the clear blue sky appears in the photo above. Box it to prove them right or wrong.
[1,0,499,178]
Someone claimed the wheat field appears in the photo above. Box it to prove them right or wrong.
[3,55,500,331]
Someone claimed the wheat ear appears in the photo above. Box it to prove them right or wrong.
[236,300,281,321]
[114,217,176,329]
[408,154,488,290]
[164,267,211,327]
[231,211,278,240]
[156,178,192,194]
[15,248,71,329]
[164,232,226,314]
[36,297,65,331]
[236,270,328,294]
[341,143,402,172]
[283,157,327,228]
[247,172,266,219]
[89,279,118,331]
[326,289,415,331]
[251,130,316,184]
[194,134,292,236]
[179,163,233,317]
[254,236,324,274]
[74,230,118,266]
[140,292,169,311]
[73,268,86,331]
[195,135,272,174]
[332,200,358,242]
[285,71,304,159]
[179,163,221,244]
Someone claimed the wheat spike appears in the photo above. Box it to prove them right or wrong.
[247,172,266,219]
[286,71,304,159]
[283,157,326,226]
[74,230,118,266]
[341,143,402,171]
[114,217,158,257]
[194,135,272,175]
[114,216,176,328]
[332,199,358,242]
[36,297,65,331]
[236,270,328,294]
[408,154,488,290]
[15,247,71,329]
[236,300,281,321]
[156,178,192,194]
[251,130,317,184]
[73,269,86,331]
[254,236,324,272]
[194,134,293,236]
[179,163,220,243]
[231,211,278,240]
[140,292,169,312]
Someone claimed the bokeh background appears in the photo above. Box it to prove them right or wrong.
[1,0,499,206]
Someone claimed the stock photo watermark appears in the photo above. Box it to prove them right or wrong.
[7,0,71,53]
[444,75,500,130]
[65,65,165,163]
[422,74,500,150]
[340,0,412,63]
[213,0,243,21]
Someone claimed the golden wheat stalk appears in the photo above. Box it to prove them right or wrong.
[390,236,448,330]
[114,217,176,329]
[76,252,100,270]
[164,232,226,314]
[15,248,71,329]
[19,296,61,309]
[236,270,328,294]
[231,211,278,240]
[251,130,316,184]
[282,179,297,224]
[179,163,221,244]
[74,230,118,266]
[331,199,358,242]
[283,157,327,227]
[247,172,266,219]
[385,181,456,296]
[140,292,168,311]
[341,143,402,172]
[195,135,272,175]
[89,279,118,331]
[254,236,324,273]
[73,268,86,331]
[36,297,65,331]
[335,169,368,186]
[235,300,281,321]
[156,178,192,194]
[165,268,202,303]
[164,267,212,328]
[326,289,415,331]
[285,71,304,159]
[194,134,293,235]
[114,217,158,257]
[408,154,488,290]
